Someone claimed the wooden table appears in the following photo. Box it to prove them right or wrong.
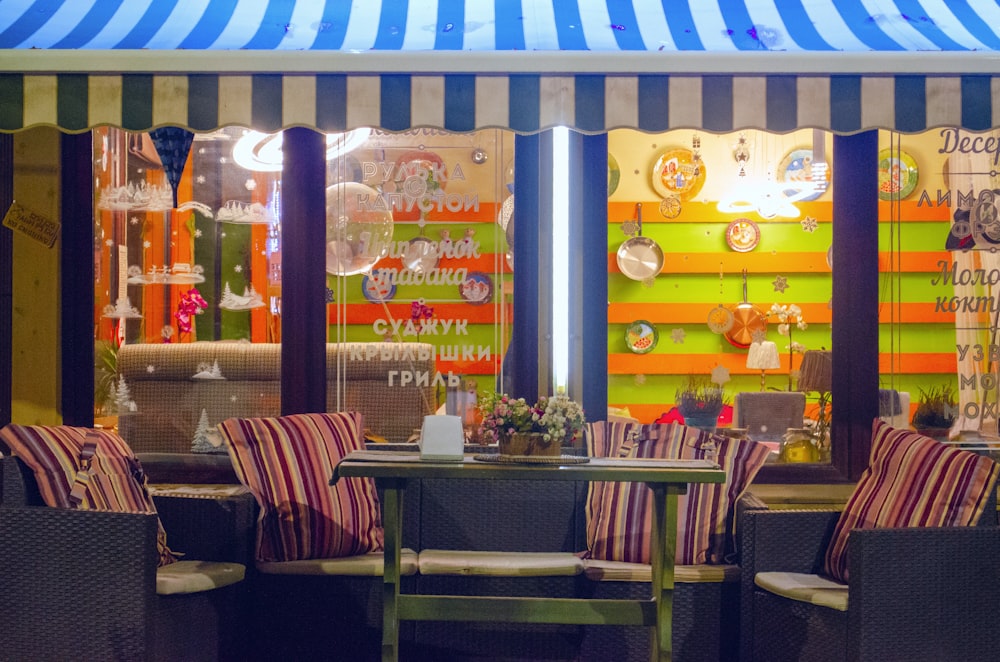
[332,451,725,662]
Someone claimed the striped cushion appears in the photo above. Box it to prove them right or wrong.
[823,419,999,583]
[585,421,770,565]
[218,411,383,562]
[0,424,177,566]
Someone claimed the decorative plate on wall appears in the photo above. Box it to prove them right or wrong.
[650,148,706,201]
[362,273,396,302]
[625,320,659,354]
[777,148,829,201]
[878,149,919,201]
[459,271,493,304]
[608,153,621,197]
[725,218,761,252]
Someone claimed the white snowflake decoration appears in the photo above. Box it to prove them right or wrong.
[245,179,257,191]
[146,364,156,373]
[194,229,202,238]
[196,174,206,184]
[234,264,243,273]
[130,216,139,225]
[143,240,151,249]
[710,365,731,386]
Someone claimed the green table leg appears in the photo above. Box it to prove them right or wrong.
[379,479,404,662]
[649,484,681,662]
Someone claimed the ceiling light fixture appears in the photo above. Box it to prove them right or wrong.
[232,128,372,172]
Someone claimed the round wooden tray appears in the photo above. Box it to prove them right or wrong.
[473,454,590,465]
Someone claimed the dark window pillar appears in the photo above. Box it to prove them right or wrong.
[0,133,11,427]
[832,130,880,480]
[61,131,94,426]
[280,128,327,415]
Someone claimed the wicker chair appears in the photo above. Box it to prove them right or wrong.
[739,489,1000,662]
[0,455,255,661]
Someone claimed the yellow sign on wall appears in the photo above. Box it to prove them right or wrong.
[2,201,59,248]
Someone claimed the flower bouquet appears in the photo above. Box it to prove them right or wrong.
[478,392,585,457]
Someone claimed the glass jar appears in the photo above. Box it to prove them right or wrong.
[780,428,820,463]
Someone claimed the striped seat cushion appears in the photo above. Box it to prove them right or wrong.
[585,421,770,565]
[217,411,383,562]
[0,424,177,566]
[823,419,1000,583]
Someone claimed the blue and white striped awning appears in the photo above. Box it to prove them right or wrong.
[1,0,999,135]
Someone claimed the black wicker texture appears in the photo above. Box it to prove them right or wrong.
[739,508,840,662]
[0,506,157,661]
[240,573,417,662]
[418,477,586,552]
[152,582,252,662]
[412,574,583,660]
[153,491,257,565]
[576,576,741,662]
[847,526,1000,662]
[742,503,1000,662]
[752,589,847,662]
[0,456,251,662]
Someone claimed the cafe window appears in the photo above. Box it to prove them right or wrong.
[606,128,834,467]
[879,127,1000,459]
[93,127,513,447]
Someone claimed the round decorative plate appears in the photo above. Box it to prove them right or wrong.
[625,320,658,354]
[725,218,761,252]
[878,149,919,201]
[361,273,396,302]
[777,148,829,201]
[707,305,735,334]
[651,148,706,201]
[459,271,493,304]
[608,153,621,197]
[659,195,682,219]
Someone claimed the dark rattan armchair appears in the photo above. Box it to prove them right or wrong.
[739,492,1000,662]
[0,455,255,661]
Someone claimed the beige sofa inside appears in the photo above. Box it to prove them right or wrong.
[116,341,437,455]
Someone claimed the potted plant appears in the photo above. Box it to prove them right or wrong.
[911,384,957,439]
[478,392,585,457]
[676,376,726,432]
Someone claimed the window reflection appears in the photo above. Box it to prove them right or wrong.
[879,128,1000,457]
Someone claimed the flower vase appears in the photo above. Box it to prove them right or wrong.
[499,432,559,457]
[682,411,720,434]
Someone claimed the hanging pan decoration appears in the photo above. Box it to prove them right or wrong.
[724,268,768,349]
[616,202,664,282]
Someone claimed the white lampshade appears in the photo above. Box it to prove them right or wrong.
[746,341,780,370]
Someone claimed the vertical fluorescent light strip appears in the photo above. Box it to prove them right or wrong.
[552,127,570,393]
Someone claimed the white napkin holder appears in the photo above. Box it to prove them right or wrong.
[419,415,465,461]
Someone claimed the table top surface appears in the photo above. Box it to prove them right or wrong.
[332,450,725,484]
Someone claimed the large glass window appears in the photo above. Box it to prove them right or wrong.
[879,128,1000,458]
[93,128,513,449]
[607,128,833,465]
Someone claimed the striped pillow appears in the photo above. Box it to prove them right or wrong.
[585,421,770,565]
[0,424,177,566]
[823,419,1000,583]
[218,411,382,562]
